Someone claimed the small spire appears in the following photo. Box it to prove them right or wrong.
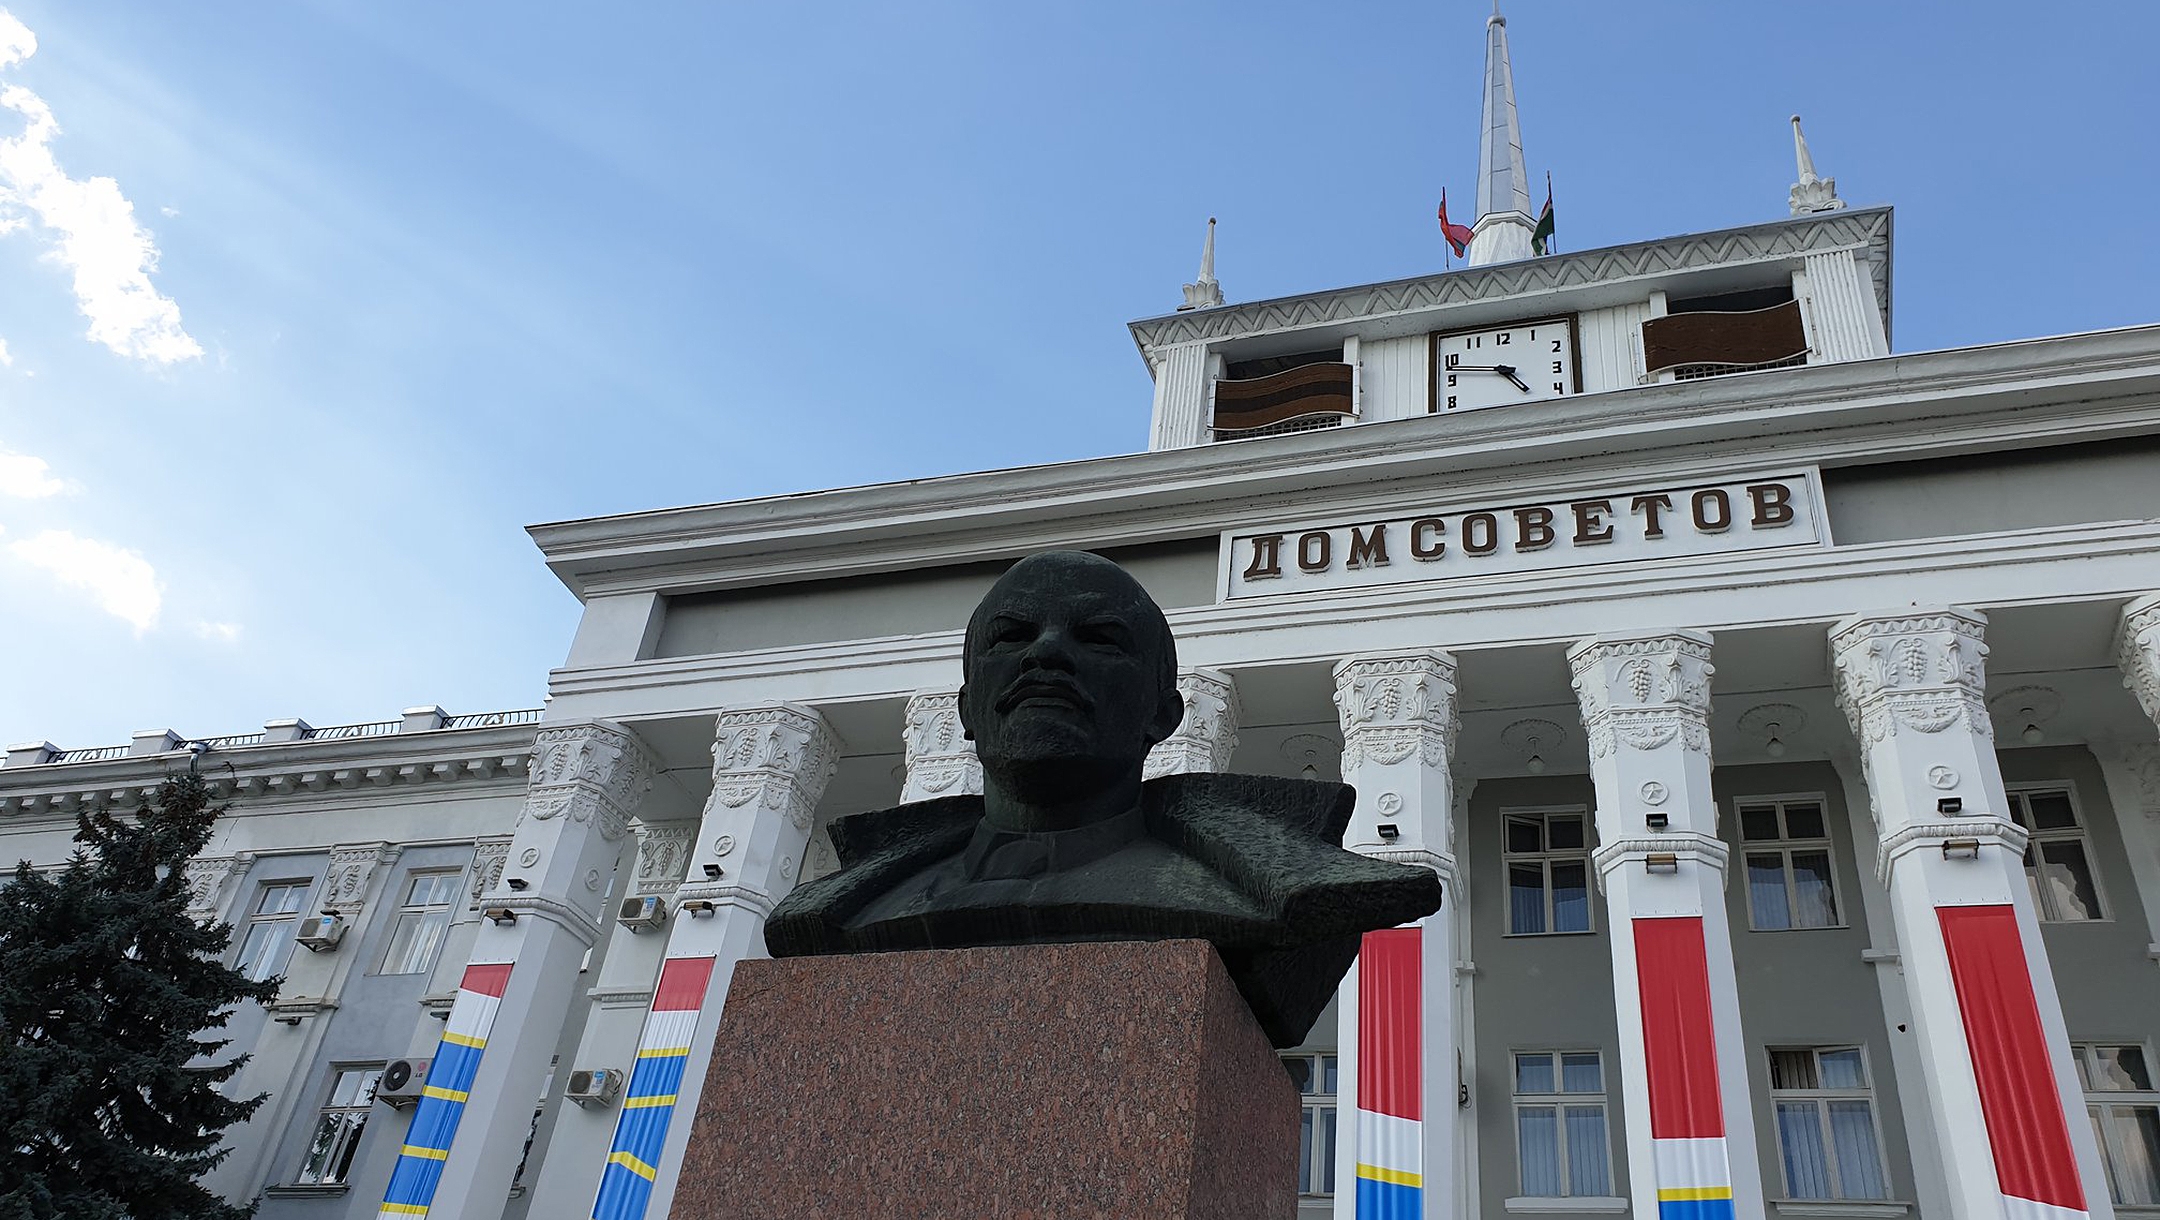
[1179,217,1223,311]
[1788,114,1846,216]
[1467,3,1537,265]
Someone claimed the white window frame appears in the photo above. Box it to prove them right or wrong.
[1511,1049,1614,1199]
[1282,1051,1339,1198]
[2006,783,2109,923]
[233,879,311,982]
[2075,1041,2160,1207]
[1734,792,1845,932]
[293,1063,382,1186]
[1766,1045,1892,1202]
[1501,806,1596,937]
[376,870,463,976]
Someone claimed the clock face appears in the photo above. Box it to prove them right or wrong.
[1431,316,1578,413]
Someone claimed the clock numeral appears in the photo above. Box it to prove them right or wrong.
[1497,332,1512,345]
[1446,352,1460,368]
[1446,374,1457,387]
[1551,339,1564,353]
[1473,335,1482,348]
[1553,381,1565,392]
[1552,361,1564,374]
[1446,395,1458,409]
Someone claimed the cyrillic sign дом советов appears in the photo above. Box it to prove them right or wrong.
[1220,471,1830,599]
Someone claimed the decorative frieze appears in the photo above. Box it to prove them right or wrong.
[631,822,695,896]
[1334,653,1457,773]
[322,842,400,914]
[1569,632,1715,761]
[899,691,981,803]
[1829,610,1990,747]
[2118,594,2160,727]
[521,723,657,843]
[1145,669,1240,779]
[465,837,512,910]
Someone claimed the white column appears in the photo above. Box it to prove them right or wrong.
[1147,342,1212,451]
[1147,668,1240,778]
[1330,651,1459,1220]
[1831,608,2111,1220]
[1569,631,1766,1220]
[900,689,982,803]
[587,703,839,1219]
[385,720,655,1220]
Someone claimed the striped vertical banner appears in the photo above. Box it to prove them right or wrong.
[1633,918,1735,1220]
[1939,905,2089,1220]
[1355,927,1423,1219]
[379,962,514,1217]
[590,955,718,1220]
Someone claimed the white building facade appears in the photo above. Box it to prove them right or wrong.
[6,12,2160,1220]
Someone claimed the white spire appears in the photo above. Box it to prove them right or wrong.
[1788,114,1846,216]
[1178,217,1223,311]
[1467,4,1537,266]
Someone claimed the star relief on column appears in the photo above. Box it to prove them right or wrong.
[520,721,659,842]
[704,704,840,833]
[1332,652,1458,772]
[900,690,982,801]
[1145,668,1241,779]
[1568,632,1714,759]
[1829,610,1991,746]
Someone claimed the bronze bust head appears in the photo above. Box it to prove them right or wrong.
[765,550,1442,1047]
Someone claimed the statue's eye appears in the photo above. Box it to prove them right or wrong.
[1075,620,1132,652]
[987,618,1034,647]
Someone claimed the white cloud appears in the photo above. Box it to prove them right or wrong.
[193,620,239,643]
[0,334,10,365]
[0,447,65,496]
[0,11,201,365]
[9,529,162,631]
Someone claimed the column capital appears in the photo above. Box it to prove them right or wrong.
[322,841,401,914]
[2117,593,2160,727]
[630,820,696,897]
[1332,650,1459,772]
[1828,607,1991,746]
[900,690,981,802]
[677,703,841,910]
[1146,668,1240,778]
[1568,630,1714,760]
[523,720,659,843]
[182,852,255,920]
[463,837,513,912]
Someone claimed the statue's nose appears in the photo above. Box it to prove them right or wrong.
[1020,627,1078,671]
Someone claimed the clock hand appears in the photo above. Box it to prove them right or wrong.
[1449,363,1505,371]
[1495,364,1531,392]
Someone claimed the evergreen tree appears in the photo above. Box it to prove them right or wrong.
[0,771,277,1220]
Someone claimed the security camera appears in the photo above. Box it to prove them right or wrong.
[702,863,724,880]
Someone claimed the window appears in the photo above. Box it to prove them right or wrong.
[1504,809,1592,935]
[378,871,462,975]
[233,881,310,982]
[1283,1053,1338,1197]
[1738,798,1840,931]
[294,1065,382,1186]
[2078,1043,2160,1206]
[1514,1051,1611,1197]
[2006,787,2104,922]
[1768,1047,1889,1200]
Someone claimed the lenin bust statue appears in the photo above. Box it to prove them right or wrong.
[763,550,1443,1047]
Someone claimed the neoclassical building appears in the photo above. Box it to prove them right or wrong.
[6,10,2160,1220]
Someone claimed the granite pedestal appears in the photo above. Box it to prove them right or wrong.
[669,938,1300,1220]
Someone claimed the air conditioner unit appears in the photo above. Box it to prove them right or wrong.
[565,1067,624,1108]
[617,895,668,932]
[294,913,345,952]
[376,1057,431,1109]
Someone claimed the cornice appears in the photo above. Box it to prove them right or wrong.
[1126,208,1891,352]
[0,723,539,822]
[529,322,2160,600]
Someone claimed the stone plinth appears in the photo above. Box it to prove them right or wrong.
[670,939,1299,1220]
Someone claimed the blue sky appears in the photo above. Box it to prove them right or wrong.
[0,1,2154,751]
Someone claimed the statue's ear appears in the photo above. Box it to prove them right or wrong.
[956,684,977,742]
[1147,686,1185,747]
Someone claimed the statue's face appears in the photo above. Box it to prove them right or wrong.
[959,554,1182,799]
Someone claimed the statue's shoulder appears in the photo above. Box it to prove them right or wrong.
[826,794,982,867]
[1143,772,1354,845]
[765,795,978,958]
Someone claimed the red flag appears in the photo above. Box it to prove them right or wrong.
[1437,189,1473,258]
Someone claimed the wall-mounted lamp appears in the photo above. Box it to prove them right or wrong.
[702,863,724,879]
[506,877,530,891]
[1937,797,1963,815]
[2018,711,2045,746]
[1645,812,1670,831]
[482,906,519,925]
[1941,838,1982,860]
[1376,823,1401,841]
[273,1014,303,1027]
[679,898,717,917]
[1644,852,1680,874]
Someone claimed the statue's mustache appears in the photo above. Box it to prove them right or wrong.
[994,675,1093,715]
